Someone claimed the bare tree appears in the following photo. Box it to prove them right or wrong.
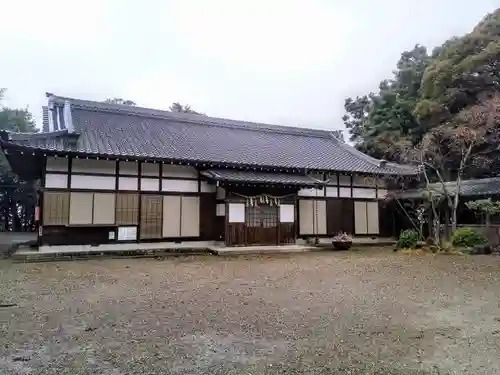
[401,103,495,242]
[169,102,204,115]
[419,124,477,233]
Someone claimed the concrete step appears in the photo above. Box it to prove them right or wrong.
[11,248,212,263]
[208,245,319,256]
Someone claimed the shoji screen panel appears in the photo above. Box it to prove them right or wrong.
[354,201,379,235]
[315,200,327,235]
[162,196,181,237]
[69,192,94,225]
[367,202,379,234]
[180,197,200,237]
[354,201,368,235]
[299,200,314,235]
[93,193,116,225]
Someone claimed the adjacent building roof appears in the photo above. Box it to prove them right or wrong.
[2,94,416,175]
[397,177,500,199]
[201,169,323,187]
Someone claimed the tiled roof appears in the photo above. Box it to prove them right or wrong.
[4,95,416,175]
[397,177,500,199]
[201,169,322,186]
[42,106,49,133]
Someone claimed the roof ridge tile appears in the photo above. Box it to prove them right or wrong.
[53,95,334,139]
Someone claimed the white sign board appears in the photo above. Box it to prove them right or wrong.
[118,226,137,241]
[228,203,245,223]
[279,204,295,223]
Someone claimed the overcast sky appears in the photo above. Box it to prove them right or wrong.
[0,0,498,131]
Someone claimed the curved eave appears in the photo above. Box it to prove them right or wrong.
[215,180,320,188]
[8,129,69,141]
[0,142,44,180]
[200,169,324,188]
[0,139,417,177]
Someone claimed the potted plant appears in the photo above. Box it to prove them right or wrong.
[332,232,353,250]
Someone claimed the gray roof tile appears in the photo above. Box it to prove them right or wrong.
[397,177,500,199]
[42,106,49,133]
[5,95,415,175]
[201,169,322,186]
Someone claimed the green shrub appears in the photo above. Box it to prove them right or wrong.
[451,227,487,248]
[397,229,419,249]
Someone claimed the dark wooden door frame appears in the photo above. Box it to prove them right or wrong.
[245,204,279,246]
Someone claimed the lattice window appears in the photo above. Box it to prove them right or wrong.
[261,206,278,228]
[245,205,278,228]
[43,191,69,225]
[140,195,163,239]
[116,193,139,225]
[245,206,260,227]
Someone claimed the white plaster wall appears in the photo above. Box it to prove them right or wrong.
[298,188,323,197]
[338,175,351,186]
[141,163,159,176]
[279,204,295,223]
[45,173,68,188]
[141,178,160,191]
[325,187,338,197]
[119,161,139,175]
[353,188,377,199]
[228,203,245,223]
[162,165,198,178]
[46,157,68,172]
[72,159,116,174]
[216,203,225,216]
[71,175,115,190]
[118,177,138,191]
[339,187,352,198]
[200,181,216,193]
[162,179,198,192]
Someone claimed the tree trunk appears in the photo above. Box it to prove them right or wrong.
[451,191,460,234]
[444,206,451,240]
[451,203,457,233]
[433,216,440,246]
[11,198,20,232]
[427,209,432,240]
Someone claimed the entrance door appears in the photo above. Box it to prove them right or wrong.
[245,205,279,245]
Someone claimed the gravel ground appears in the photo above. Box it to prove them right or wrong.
[1,249,500,374]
